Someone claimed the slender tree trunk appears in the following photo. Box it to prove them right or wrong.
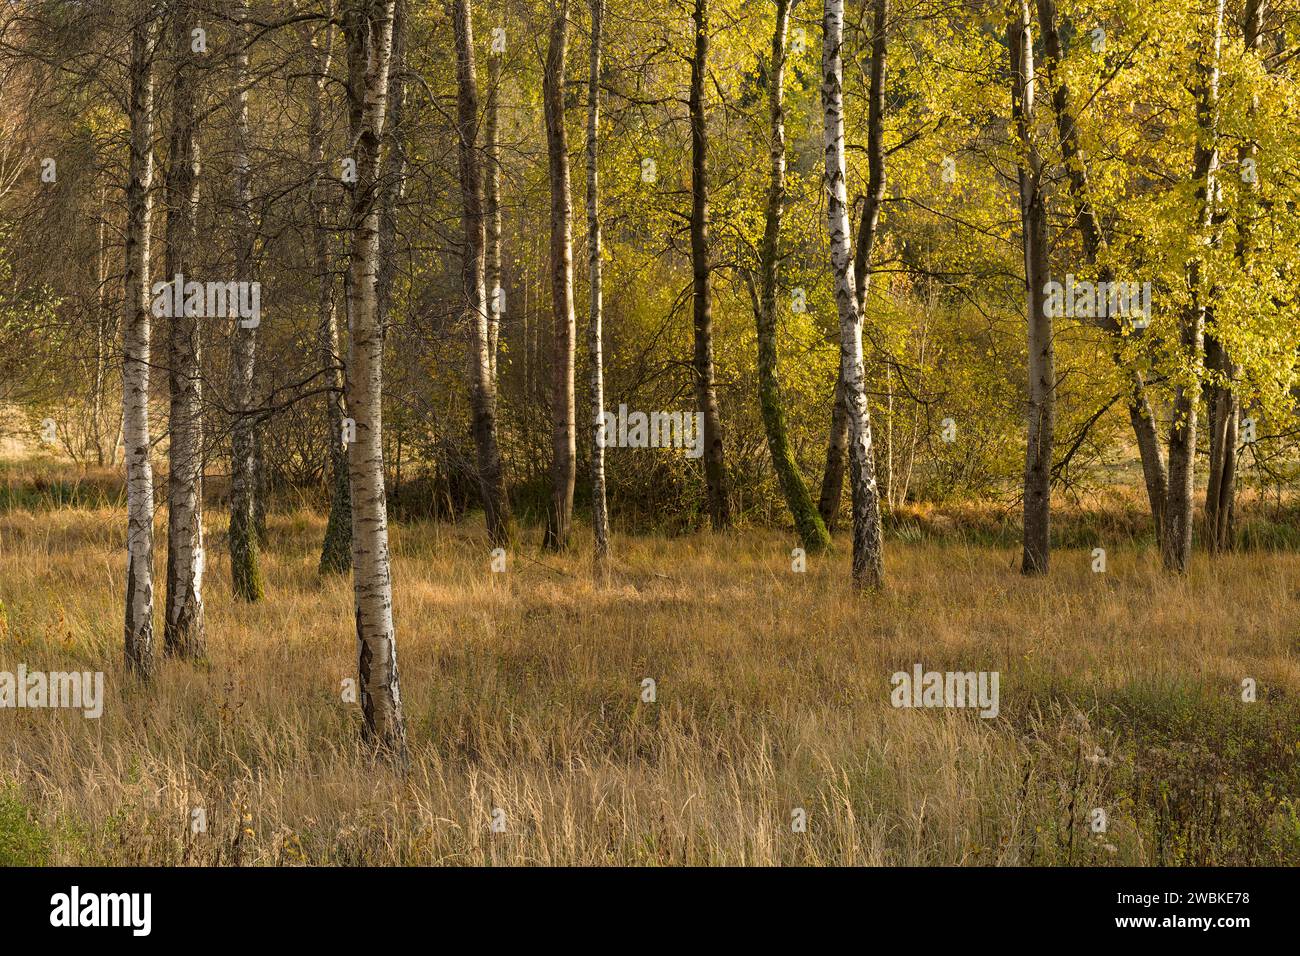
[343,0,406,759]
[1009,0,1054,575]
[1205,0,1264,553]
[1204,335,1238,551]
[543,0,577,551]
[587,0,610,564]
[123,8,159,679]
[252,424,268,540]
[1163,0,1225,572]
[1128,379,1168,540]
[689,0,729,529]
[819,0,887,533]
[486,18,504,382]
[229,1,264,602]
[376,0,407,340]
[92,184,110,466]
[452,0,513,547]
[823,0,884,589]
[754,0,829,553]
[307,9,352,575]
[1035,0,1167,547]
[164,0,206,653]
[817,381,849,531]
[883,366,893,507]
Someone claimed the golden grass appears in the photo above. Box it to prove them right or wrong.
[1,504,1298,865]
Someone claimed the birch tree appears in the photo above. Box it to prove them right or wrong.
[543,0,577,551]
[123,6,159,678]
[163,0,206,651]
[1204,0,1265,553]
[819,0,887,533]
[1035,0,1167,548]
[229,0,264,601]
[342,0,405,757]
[486,5,504,381]
[1163,0,1225,573]
[689,0,729,529]
[822,0,884,588]
[305,7,352,576]
[587,0,610,563]
[751,0,829,553]
[376,0,406,348]
[452,0,513,547]
[1009,0,1053,575]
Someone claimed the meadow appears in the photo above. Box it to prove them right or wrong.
[1,468,1297,866]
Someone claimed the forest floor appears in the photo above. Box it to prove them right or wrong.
[1,487,1299,865]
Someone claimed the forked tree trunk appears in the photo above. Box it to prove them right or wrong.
[822,0,885,589]
[342,0,406,758]
[819,0,887,533]
[689,0,730,529]
[1205,0,1264,553]
[164,0,207,652]
[306,8,352,576]
[587,0,611,564]
[1009,0,1054,575]
[754,0,829,553]
[1163,0,1224,573]
[230,0,264,602]
[1035,0,1167,548]
[452,0,513,547]
[123,7,159,679]
[543,0,577,551]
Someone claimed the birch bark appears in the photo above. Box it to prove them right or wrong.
[754,0,829,553]
[123,7,159,678]
[1163,0,1225,573]
[452,0,513,546]
[587,0,610,564]
[822,0,885,588]
[1009,0,1054,575]
[229,0,264,602]
[689,0,730,529]
[343,0,406,756]
[543,0,577,551]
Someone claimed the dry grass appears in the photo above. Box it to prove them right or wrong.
[1,501,1298,865]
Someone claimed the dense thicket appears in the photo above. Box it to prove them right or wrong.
[2,0,1297,563]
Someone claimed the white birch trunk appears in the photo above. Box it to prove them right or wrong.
[1010,0,1054,575]
[122,8,158,678]
[822,0,884,589]
[229,0,263,601]
[305,8,352,576]
[452,0,513,547]
[343,0,405,758]
[587,0,610,564]
[164,0,206,653]
[543,0,577,551]
[1163,0,1225,572]
[486,30,503,383]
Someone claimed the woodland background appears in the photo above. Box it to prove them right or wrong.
[0,0,1298,866]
